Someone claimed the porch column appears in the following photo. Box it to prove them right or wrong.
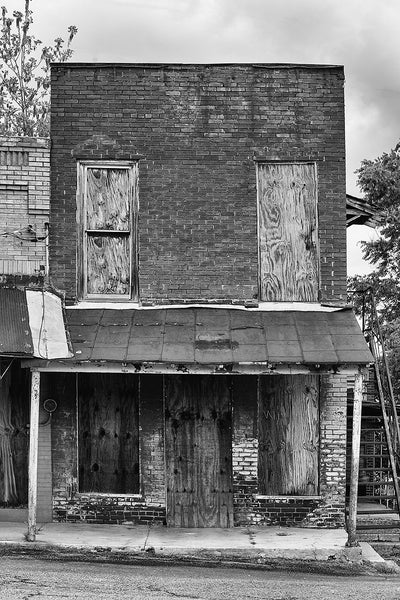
[27,370,40,542]
[347,367,364,547]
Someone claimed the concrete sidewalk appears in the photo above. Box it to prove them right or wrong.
[0,521,386,566]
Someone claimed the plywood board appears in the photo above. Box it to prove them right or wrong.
[258,163,318,301]
[78,373,139,493]
[165,375,233,527]
[258,374,319,495]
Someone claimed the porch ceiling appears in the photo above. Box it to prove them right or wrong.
[58,306,372,368]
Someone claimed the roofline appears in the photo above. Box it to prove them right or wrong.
[50,62,344,71]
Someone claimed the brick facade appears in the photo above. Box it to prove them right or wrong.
[50,64,346,304]
[0,137,49,279]
[46,373,347,527]
[37,63,352,528]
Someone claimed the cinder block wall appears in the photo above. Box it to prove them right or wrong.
[0,137,49,277]
[50,64,346,304]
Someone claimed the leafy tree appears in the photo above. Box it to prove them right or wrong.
[348,141,400,395]
[0,0,77,136]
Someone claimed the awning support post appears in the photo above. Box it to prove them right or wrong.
[347,367,364,547]
[27,370,40,542]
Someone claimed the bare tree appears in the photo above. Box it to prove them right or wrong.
[0,0,77,136]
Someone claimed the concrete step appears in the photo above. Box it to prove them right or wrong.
[356,530,400,543]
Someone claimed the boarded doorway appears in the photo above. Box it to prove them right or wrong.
[165,375,233,527]
[257,162,319,302]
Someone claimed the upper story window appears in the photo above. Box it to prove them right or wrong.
[77,161,138,300]
[257,162,319,302]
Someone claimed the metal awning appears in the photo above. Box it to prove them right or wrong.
[30,305,372,373]
[0,287,72,359]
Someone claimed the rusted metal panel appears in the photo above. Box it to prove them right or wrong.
[65,307,372,367]
[165,375,233,527]
[0,288,33,355]
[258,163,319,302]
[258,374,319,495]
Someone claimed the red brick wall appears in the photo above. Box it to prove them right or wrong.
[50,64,346,304]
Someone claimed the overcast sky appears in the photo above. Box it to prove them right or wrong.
[5,0,398,275]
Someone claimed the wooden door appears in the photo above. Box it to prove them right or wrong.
[258,162,319,302]
[258,375,319,495]
[165,375,233,527]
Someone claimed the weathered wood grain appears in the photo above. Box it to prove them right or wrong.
[77,164,139,299]
[258,163,318,302]
[78,374,139,494]
[258,375,319,495]
[86,235,130,295]
[86,168,130,231]
[165,375,233,527]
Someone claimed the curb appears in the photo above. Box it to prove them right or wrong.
[0,541,385,576]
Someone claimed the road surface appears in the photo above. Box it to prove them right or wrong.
[0,557,399,599]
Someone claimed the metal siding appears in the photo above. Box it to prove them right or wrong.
[0,288,33,355]
[65,307,372,366]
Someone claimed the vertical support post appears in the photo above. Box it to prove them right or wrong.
[27,370,40,542]
[347,367,364,547]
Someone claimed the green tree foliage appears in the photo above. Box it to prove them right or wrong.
[348,141,400,394]
[0,0,77,136]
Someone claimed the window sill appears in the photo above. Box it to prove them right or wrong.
[76,492,143,499]
[68,301,141,310]
[255,495,322,500]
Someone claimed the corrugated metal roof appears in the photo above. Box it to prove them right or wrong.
[0,288,33,355]
[0,287,72,358]
[65,306,372,366]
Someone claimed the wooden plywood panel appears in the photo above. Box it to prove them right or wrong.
[86,168,130,231]
[258,375,319,495]
[86,235,130,295]
[165,375,233,527]
[78,374,139,494]
[258,163,318,302]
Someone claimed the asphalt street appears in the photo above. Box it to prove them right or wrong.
[0,557,400,600]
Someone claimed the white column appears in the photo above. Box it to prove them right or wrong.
[27,370,40,542]
[347,368,364,547]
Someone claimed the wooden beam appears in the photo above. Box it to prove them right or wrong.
[22,360,366,376]
[347,368,364,547]
[27,370,40,542]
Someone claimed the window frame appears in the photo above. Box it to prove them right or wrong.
[77,160,139,301]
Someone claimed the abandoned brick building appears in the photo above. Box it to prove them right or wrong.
[2,63,372,529]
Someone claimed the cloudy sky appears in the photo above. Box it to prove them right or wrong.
[5,0,398,274]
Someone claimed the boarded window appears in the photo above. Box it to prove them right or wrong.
[77,163,138,300]
[78,374,139,494]
[258,163,318,302]
[258,375,319,495]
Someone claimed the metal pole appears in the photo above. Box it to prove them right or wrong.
[347,368,364,547]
